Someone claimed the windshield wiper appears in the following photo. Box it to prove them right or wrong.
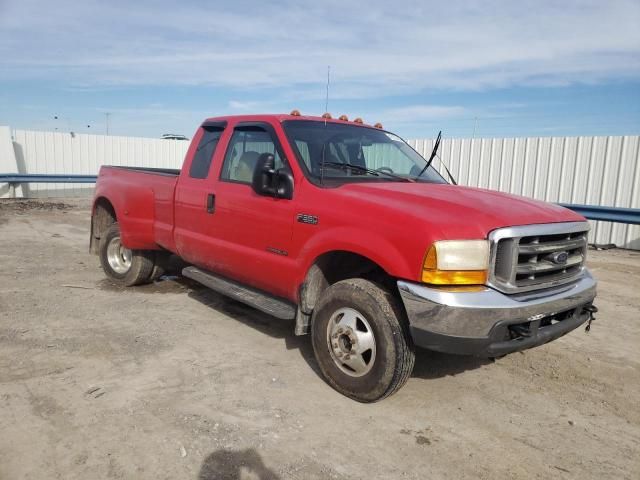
[437,153,458,185]
[415,130,441,179]
[322,162,412,182]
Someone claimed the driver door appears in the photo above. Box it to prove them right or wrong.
[208,122,297,299]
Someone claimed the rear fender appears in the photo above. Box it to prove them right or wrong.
[92,180,157,250]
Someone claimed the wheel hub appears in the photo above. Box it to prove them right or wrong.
[106,236,132,274]
[326,307,376,377]
[338,333,354,354]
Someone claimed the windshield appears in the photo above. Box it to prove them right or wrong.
[282,120,447,184]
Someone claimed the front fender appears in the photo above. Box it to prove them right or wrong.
[295,226,418,288]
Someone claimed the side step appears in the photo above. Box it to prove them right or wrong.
[182,266,297,320]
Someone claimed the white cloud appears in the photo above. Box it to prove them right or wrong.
[0,0,638,98]
[383,105,467,122]
[227,100,275,112]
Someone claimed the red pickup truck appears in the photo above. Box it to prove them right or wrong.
[91,112,597,402]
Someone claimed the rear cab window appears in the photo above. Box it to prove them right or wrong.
[189,125,225,179]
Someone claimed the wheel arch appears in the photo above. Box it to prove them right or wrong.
[90,196,117,254]
[298,250,398,317]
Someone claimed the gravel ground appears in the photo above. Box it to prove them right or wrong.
[0,199,639,480]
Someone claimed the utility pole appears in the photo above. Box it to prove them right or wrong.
[104,112,111,135]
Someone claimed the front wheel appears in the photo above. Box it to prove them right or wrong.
[99,222,155,286]
[311,279,415,402]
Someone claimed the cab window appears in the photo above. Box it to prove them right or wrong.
[220,126,285,183]
[189,126,224,179]
[283,120,446,184]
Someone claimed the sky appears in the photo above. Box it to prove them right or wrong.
[0,0,639,140]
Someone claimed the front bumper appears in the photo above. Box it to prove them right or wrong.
[397,271,597,357]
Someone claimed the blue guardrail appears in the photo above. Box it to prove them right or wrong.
[0,174,97,184]
[559,204,640,225]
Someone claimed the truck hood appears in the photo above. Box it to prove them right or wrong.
[340,182,585,239]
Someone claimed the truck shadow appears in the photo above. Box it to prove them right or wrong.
[185,284,322,378]
[185,278,490,381]
[411,347,490,379]
[125,258,489,385]
[198,448,279,480]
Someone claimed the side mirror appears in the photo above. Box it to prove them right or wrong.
[251,153,294,200]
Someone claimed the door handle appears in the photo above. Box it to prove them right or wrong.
[206,193,216,214]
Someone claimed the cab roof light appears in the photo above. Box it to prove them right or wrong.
[374,122,383,129]
[353,117,364,124]
[290,109,301,116]
[338,114,349,121]
[322,112,332,119]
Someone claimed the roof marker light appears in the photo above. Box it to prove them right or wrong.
[338,114,349,121]
[322,112,332,119]
[290,109,301,116]
[353,117,364,124]
[374,122,383,129]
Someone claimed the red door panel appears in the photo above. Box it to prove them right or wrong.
[174,123,228,267]
[212,181,297,298]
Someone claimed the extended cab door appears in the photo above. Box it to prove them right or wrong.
[173,121,228,266]
[209,122,297,299]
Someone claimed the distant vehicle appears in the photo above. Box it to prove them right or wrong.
[91,112,598,402]
[161,134,189,141]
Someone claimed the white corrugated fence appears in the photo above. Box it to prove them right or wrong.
[408,136,640,249]
[1,128,189,198]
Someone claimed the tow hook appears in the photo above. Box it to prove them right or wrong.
[584,305,598,332]
[509,324,532,338]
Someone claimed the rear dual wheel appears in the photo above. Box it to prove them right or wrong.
[99,223,156,286]
[311,278,415,402]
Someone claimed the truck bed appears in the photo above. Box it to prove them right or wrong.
[95,165,179,252]
[105,165,181,176]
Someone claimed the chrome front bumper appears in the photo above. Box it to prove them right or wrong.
[397,271,597,356]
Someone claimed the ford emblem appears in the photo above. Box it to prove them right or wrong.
[549,251,569,264]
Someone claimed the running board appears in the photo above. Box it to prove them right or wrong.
[182,266,297,320]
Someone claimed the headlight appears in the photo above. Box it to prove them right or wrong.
[422,240,489,285]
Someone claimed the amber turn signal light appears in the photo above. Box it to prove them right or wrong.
[421,241,489,286]
[421,269,488,285]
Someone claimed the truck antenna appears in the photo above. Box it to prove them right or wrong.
[324,66,330,124]
[320,65,331,185]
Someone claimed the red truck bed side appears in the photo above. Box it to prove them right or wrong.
[93,166,178,251]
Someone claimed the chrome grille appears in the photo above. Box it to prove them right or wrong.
[489,222,589,293]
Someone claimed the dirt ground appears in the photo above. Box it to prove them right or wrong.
[0,199,638,480]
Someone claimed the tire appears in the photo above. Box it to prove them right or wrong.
[311,278,415,402]
[149,251,170,282]
[99,222,155,286]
